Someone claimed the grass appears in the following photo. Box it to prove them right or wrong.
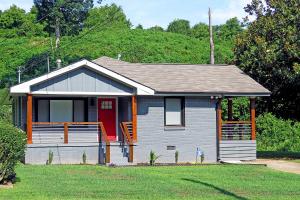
[289,160,300,164]
[0,164,300,200]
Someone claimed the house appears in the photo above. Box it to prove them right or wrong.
[10,56,270,165]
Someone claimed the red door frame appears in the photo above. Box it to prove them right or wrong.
[98,98,117,141]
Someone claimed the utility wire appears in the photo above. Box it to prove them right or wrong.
[12,8,122,83]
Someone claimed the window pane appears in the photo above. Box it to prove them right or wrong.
[38,100,49,122]
[74,100,85,122]
[165,98,182,125]
[50,100,73,122]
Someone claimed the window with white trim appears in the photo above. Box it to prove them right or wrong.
[164,97,185,126]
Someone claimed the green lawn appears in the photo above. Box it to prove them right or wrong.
[1,164,300,200]
[289,160,300,164]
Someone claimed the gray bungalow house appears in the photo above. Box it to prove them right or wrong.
[10,56,270,165]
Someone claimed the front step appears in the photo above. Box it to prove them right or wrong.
[109,142,132,165]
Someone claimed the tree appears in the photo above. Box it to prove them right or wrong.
[234,0,300,119]
[135,24,143,30]
[216,17,243,39]
[167,19,190,35]
[0,5,26,29]
[148,26,164,32]
[34,0,94,48]
[0,5,46,38]
[191,22,209,39]
[85,3,131,30]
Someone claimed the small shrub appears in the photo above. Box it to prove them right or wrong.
[0,121,26,184]
[46,150,53,165]
[149,150,160,166]
[82,151,87,164]
[175,151,179,164]
[200,153,205,164]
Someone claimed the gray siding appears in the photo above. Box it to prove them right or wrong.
[88,97,97,122]
[220,140,256,161]
[135,96,217,163]
[25,144,100,164]
[31,67,134,94]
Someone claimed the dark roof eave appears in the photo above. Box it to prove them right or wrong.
[154,91,271,97]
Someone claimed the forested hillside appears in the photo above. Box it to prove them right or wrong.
[0,3,238,86]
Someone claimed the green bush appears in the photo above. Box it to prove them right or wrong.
[0,121,26,184]
[256,113,300,152]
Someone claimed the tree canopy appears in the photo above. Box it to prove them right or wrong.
[167,19,191,35]
[234,0,300,119]
[34,0,94,47]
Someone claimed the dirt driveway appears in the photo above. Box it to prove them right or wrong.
[245,159,300,175]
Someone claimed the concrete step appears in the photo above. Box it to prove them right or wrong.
[109,142,130,165]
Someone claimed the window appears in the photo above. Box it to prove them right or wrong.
[164,97,185,126]
[101,100,112,109]
[50,100,73,122]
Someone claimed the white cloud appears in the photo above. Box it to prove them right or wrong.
[208,0,255,24]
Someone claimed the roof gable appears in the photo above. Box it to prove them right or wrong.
[31,67,134,95]
[10,60,155,95]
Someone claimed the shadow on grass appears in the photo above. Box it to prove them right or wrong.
[182,178,248,200]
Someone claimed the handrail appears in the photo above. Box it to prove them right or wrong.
[32,122,100,125]
[120,122,134,162]
[99,122,110,163]
[223,121,251,124]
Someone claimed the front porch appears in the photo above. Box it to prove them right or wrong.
[24,94,137,164]
[217,98,257,161]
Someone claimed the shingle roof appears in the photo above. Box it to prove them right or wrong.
[92,56,270,96]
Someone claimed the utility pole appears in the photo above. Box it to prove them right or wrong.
[209,8,215,64]
[18,66,21,83]
[47,56,50,72]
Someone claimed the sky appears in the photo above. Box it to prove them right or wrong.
[0,0,253,28]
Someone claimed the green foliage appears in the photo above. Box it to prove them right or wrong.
[0,5,47,38]
[46,150,53,165]
[234,0,300,119]
[200,153,204,164]
[175,151,179,164]
[34,0,94,36]
[82,151,87,164]
[0,121,26,184]
[215,17,243,39]
[148,26,164,32]
[191,23,209,39]
[149,150,160,166]
[167,19,191,36]
[85,4,131,30]
[221,97,250,121]
[256,113,300,152]
[135,24,143,29]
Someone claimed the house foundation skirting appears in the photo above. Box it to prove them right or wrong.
[219,140,256,161]
[25,143,104,165]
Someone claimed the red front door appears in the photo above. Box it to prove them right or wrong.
[98,98,116,141]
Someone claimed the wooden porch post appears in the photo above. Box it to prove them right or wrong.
[64,123,68,144]
[227,98,233,121]
[26,94,33,144]
[132,95,137,142]
[217,98,222,141]
[250,98,256,140]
